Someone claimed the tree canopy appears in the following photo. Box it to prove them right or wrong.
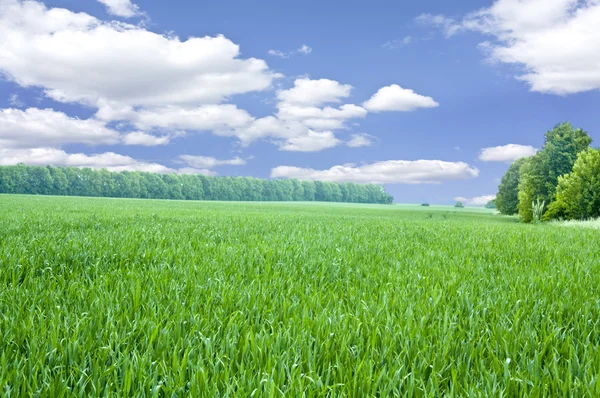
[0,164,394,204]
[545,148,600,220]
[511,122,592,222]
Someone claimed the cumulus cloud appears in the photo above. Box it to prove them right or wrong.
[346,133,374,148]
[0,146,218,175]
[96,0,140,18]
[268,44,312,58]
[122,132,171,146]
[420,0,600,94]
[0,1,441,155]
[363,84,439,112]
[177,155,246,169]
[217,78,372,152]
[479,144,537,163]
[277,78,353,106]
[0,0,279,108]
[0,108,120,148]
[98,103,254,132]
[278,131,342,152]
[455,195,496,206]
[271,160,479,184]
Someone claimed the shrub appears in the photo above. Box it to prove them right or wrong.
[455,201,465,208]
[421,203,430,207]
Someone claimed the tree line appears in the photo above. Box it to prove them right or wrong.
[495,122,599,222]
[0,164,394,204]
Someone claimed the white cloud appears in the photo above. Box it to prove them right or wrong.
[268,49,289,58]
[178,155,246,169]
[221,78,370,151]
[455,195,496,206]
[0,146,217,175]
[423,0,600,94]
[277,78,353,106]
[298,44,312,55]
[277,103,367,130]
[96,0,140,18]
[346,133,373,148]
[122,132,170,146]
[363,84,439,112]
[416,14,461,37]
[278,131,341,152]
[98,103,254,132]
[8,94,23,107]
[479,144,537,163]
[271,160,479,184]
[0,0,279,108]
[382,36,412,49]
[0,107,120,148]
[268,44,312,58]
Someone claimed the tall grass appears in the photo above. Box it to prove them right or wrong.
[532,199,545,224]
[1,195,600,396]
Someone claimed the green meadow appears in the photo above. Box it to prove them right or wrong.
[1,195,599,396]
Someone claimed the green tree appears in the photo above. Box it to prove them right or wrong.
[545,148,600,220]
[517,123,592,222]
[455,201,464,208]
[301,181,315,201]
[484,200,496,209]
[495,157,527,215]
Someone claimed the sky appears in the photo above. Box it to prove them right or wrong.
[0,0,599,205]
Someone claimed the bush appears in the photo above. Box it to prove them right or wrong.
[421,203,430,207]
[485,200,496,209]
[455,201,465,208]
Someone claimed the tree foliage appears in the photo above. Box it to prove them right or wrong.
[484,200,496,209]
[0,164,394,204]
[545,148,600,220]
[495,157,527,215]
[516,122,592,222]
[454,201,464,208]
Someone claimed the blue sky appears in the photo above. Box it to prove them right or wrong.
[1,0,599,204]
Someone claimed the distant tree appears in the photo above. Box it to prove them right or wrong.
[291,179,304,201]
[27,166,53,195]
[301,181,315,201]
[517,122,592,222]
[545,148,600,220]
[421,203,430,207]
[0,165,394,204]
[495,157,527,215]
[454,201,465,208]
[484,199,496,209]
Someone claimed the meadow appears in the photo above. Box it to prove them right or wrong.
[1,195,600,396]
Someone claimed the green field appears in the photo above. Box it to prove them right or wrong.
[1,195,600,396]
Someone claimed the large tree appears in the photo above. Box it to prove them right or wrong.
[495,157,528,215]
[517,122,592,222]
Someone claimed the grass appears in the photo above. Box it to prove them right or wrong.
[1,194,599,396]
[554,218,600,230]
